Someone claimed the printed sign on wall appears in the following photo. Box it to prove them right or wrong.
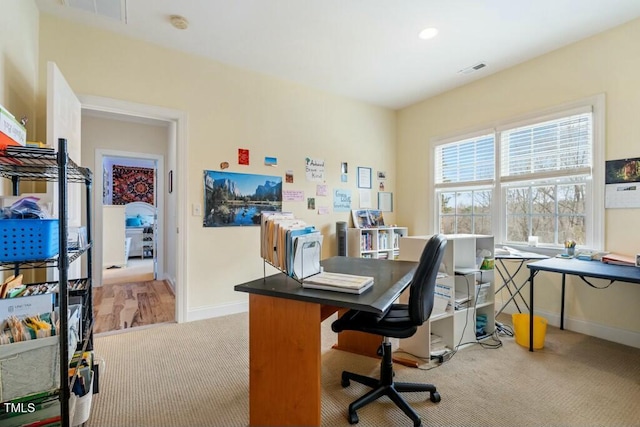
[333,189,352,212]
[305,157,325,182]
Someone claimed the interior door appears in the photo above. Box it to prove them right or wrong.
[152,188,158,280]
[46,61,82,281]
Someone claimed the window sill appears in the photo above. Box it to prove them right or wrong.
[496,243,563,258]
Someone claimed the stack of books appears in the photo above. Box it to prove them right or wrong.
[302,272,374,294]
[454,290,471,310]
[430,333,451,358]
[601,253,636,266]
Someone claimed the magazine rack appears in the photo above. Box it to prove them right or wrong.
[263,238,322,283]
[260,212,322,283]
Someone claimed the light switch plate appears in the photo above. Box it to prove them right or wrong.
[192,203,201,216]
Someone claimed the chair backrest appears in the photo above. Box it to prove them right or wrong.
[407,234,448,325]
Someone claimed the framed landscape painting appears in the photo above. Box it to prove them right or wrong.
[203,170,282,227]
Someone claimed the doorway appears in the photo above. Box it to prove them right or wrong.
[78,94,187,327]
[85,115,172,333]
[100,153,160,285]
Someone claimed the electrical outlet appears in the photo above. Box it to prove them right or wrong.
[192,203,202,216]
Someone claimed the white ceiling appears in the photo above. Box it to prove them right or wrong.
[35,0,640,110]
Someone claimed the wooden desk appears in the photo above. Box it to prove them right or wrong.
[527,258,640,352]
[234,257,418,426]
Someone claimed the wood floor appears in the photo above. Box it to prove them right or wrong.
[93,280,175,334]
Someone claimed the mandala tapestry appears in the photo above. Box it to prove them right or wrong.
[112,165,155,205]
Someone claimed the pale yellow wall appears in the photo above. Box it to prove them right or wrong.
[81,115,169,161]
[397,18,640,335]
[0,0,38,140]
[0,0,38,197]
[0,0,39,282]
[37,14,397,316]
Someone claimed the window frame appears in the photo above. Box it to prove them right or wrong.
[501,178,589,246]
[431,94,605,250]
[437,185,494,235]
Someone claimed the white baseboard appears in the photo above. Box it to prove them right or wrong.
[164,275,176,292]
[186,301,248,322]
[500,305,640,349]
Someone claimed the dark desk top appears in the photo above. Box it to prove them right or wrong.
[527,257,640,284]
[234,257,418,314]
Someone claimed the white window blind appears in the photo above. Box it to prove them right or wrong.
[500,112,592,182]
[434,134,494,186]
[432,95,603,249]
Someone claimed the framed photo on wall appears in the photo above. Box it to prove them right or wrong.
[378,192,393,212]
[203,170,282,227]
[357,167,372,189]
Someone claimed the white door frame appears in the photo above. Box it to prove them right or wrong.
[79,94,188,324]
[95,149,165,281]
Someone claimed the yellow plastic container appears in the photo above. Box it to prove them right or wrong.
[512,313,548,349]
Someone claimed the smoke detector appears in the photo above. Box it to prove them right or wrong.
[61,0,127,23]
[458,62,487,75]
[170,15,189,30]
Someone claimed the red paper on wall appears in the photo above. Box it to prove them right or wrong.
[238,148,249,165]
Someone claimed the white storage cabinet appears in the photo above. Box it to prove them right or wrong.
[397,234,495,358]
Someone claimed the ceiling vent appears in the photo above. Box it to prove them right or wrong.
[61,0,128,23]
[458,62,487,75]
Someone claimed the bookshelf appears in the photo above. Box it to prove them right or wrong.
[347,226,408,260]
[397,234,495,358]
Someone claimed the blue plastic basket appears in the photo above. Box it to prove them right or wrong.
[0,219,59,262]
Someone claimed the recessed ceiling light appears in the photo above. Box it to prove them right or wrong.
[418,27,439,40]
[170,15,189,30]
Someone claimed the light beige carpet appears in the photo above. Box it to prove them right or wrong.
[87,312,640,427]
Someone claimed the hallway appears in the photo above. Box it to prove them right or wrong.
[93,275,175,334]
[102,258,154,285]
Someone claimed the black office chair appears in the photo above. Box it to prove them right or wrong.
[331,234,447,427]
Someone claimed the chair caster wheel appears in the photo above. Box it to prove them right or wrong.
[341,373,350,388]
[430,391,441,403]
[348,411,359,424]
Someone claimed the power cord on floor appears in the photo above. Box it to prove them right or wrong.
[392,349,441,371]
[452,274,505,352]
[495,320,514,337]
[395,274,514,369]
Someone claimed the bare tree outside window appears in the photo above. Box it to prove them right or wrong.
[434,108,597,248]
[439,190,492,235]
[505,182,586,245]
